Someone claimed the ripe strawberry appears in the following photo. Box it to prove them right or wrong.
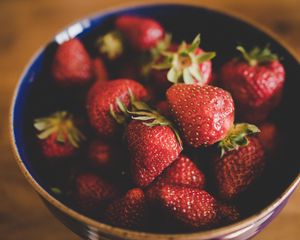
[127,119,182,187]
[105,188,148,230]
[34,111,85,159]
[52,38,93,86]
[115,15,165,51]
[88,139,114,169]
[214,136,266,200]
[217,202,240,224]
[155,100,171,118]
[221,46,285,122]
[158,185,218,229]
[74,173,118,213]
[166,84,234,147]
[151,35,215,89]
[86,79,149,138]
[257,122,279,155]
[146,155,205,202]
[92,57,108,82]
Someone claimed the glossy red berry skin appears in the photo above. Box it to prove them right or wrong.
[158,185,218,229]
[167,84,234,147]
[92,57,109,82]
[214,136,266,200]
[116,15,165,51]
[40,133,76,159]
[105,188,148,230]
[52,38,93,86]
[86,79,148,138]
[74,173,118,213]
[127,120,182,187]
[221,60,285,122]
[146,155,206,202]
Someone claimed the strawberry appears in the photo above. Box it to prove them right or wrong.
[115,15,165,51]
[146,155,205,202]
[88,139,114,169]
[86,79,148,138]
[151,35,215,89]
[166,84,234,147]
[217,202,240,224]
[92,57,109,82]
[158,185,218,229]
[215,135,266,200]
[257,122,279,155]
[126,100,183,187]
[74,173,118,213]
[52,38,93,86]
[155,100,171,118]
[34,111,85,159]
[127,119,182,187]
[221,46,285,123]
[105,188,148,230]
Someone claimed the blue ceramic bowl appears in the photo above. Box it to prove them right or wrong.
[11,3,300,240]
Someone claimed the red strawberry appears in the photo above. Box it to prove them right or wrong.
[166,84,234,147]
[52,38,93,86]
[92,57,108,82]
[151,35,215,89]
[105,188,148,230]
[34,111,85,159]
[115,15,165,51]
[74,173,118,213]
[127,119,182,187]
[214,136,266,200]
[155,100,171,118]
[258,122,279,155]
[86,79,148,138]
[146,155,205,202]
[88,139,114,169]
[221,46,285,123]
[158,185,218,229]
[217,202,240,224]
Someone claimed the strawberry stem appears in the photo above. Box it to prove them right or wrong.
[96,31,124,60]
[152,34,216,85]
[219,123,260,157]
[236,45,278,66]
[34,111,85,148]
[128,93,182,147]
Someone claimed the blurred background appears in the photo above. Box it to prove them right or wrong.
[0,0,299,239]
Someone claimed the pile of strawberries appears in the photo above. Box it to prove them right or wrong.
[33,15,285,232]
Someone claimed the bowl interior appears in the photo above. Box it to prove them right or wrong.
[12,3,299,234]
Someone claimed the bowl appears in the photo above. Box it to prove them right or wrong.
[10,3,300,240]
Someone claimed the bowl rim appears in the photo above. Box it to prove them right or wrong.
[10,2,300,239]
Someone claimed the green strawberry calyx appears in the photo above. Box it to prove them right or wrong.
[140,33,172,77]
[109,96,130,125]
[236,45,278,66]
[51,187,62,195]
[34,111,85,148]
[219,123,260,157]
[129,94,182,147]
[152,34,216,85]
[96,31,124,60]
[109,89,182,147]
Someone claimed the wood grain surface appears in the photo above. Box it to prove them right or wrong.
[0,0,299,239]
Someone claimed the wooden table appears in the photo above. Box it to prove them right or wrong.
[0,0,299,239]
